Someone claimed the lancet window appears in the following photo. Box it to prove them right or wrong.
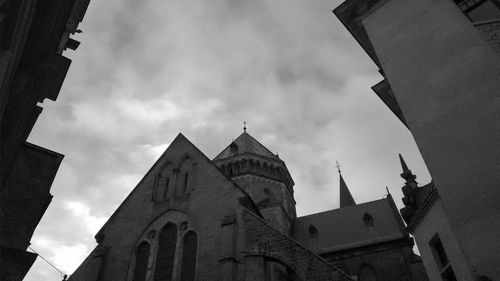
[132,222,198,281]
[132,242,151,281]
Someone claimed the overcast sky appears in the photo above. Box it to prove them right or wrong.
[25,0,431,279]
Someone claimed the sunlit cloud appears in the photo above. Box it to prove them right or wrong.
[64,201,107,235]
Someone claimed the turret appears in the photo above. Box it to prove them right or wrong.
[399,154,419,223]
[213,128,295,234]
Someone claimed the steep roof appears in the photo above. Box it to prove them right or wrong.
[339,173,356,208]
[95,133,262,239]
[213,131,278,161]
[292,197,407,253]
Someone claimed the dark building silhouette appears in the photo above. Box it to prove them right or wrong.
[334,0,500,280]
[0,0,91,279]
[68,131,427,281]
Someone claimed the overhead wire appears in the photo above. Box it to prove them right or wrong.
[28,246,68,279]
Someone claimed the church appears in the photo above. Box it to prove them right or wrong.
[68,129,428,281]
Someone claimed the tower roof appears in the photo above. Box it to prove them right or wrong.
[339,172,356,208]
[213,131,278,161]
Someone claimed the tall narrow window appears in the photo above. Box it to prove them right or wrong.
[133,242,150,281]
[179,231,197,281]
[154,224,177,281]
[152,174,161,201]
[163,177,170,199]
[183,172,189,192]
[429,234,457,281]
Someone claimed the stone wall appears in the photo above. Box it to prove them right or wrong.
[475,19,500,53]
[321,238,427,281]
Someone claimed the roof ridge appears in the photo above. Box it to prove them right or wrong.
[296,198,390,219]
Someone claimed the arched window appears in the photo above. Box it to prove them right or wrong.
[154,223,177,281]
[179,231,198,281]
[358,266,377,281]
[133,242,150,281]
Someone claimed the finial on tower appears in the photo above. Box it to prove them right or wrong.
[243,121,247,133]
[335,161,342,173]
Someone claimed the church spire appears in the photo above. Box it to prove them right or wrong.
[399,153,416,183]
[338,165,356,208]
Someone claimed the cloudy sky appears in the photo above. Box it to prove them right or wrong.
[25,0,431,279]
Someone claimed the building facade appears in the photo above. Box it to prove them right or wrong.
[68,131,427,281]
[0,0,91,279]
[334,0,500,280]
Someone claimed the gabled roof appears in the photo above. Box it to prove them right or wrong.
[95,133,262,239]
[213,131,278,161]
[292,197,407,253]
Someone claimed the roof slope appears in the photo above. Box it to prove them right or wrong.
[339,173,356,208]
[292,197,407,253]
[213,131,278,161]
[94,133,262,239]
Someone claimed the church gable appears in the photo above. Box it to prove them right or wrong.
[93,133,257,239]
[70,133,261,281]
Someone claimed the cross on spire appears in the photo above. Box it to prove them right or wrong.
[335,161,342,173]
[243,121,247,133]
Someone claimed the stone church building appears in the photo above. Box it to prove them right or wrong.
[68,130,428,281]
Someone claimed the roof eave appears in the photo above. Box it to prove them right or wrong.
[333,0,385,68]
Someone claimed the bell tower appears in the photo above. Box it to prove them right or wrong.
[213,128,296,234]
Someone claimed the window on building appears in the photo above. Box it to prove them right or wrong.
[152,174,162,202]
[454,0,500,22]
[163,177,170,199]
[264,259,298,281]
[308,224,318,238]
[429,234,458,281]
[183,172,189,191]
[363,213,374,227]
[154,223,177,281]
[132,242,150,281]
[179,231,198,281]
[358,266,377,281]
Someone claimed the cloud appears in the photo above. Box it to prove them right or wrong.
[64,201,107,234]
[24,0,430,279]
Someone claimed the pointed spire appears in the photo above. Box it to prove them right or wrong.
[399,153,417,183]
[385,186,392,198]
[339,169,356,208]
[399,153,409,173]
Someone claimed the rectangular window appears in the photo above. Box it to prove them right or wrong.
[429,234,457,281]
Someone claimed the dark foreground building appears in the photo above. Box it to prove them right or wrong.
[69,131,427,281]
[334,0,500,280]
[0,0,91,280]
